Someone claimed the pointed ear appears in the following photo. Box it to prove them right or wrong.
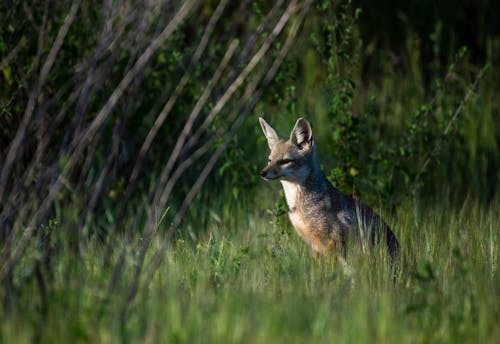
[290,118,313,149]
[259,117,279,149]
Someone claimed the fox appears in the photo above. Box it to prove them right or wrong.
[259,117,399,261]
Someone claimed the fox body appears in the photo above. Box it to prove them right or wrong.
[259,117,399,259]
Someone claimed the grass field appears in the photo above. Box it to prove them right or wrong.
[1,1,499,343]
[1,196,498,343]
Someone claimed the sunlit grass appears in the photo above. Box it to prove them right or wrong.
[1,196,498,343]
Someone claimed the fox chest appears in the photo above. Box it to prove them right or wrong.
[288,209,313,237]
[288,207,333,251]
[281,181,328,246]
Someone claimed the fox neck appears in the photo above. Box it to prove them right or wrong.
[280,153,329,212]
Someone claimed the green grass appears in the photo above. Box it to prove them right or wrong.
[1,197,499,343]
[1,2,498,343]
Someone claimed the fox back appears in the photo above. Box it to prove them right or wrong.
[259,117,399,260]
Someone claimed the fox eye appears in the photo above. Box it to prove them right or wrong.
[278,158,294,165]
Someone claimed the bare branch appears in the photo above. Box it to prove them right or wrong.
[152,39,239,207]
[0,37,26,71]
[124,0,229,202]
[151,0,298,214]
[71,1,197,158]
[171,0,313,230]
[0,0,82,203]
[418,65,487,176]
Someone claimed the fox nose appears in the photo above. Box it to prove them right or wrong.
[260,170,267,178]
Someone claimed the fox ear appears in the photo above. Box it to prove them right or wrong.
[259,117,279,149]
[290,117,312,149]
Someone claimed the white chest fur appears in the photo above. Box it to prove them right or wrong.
[280,180,315,245]
[280,181,300,210]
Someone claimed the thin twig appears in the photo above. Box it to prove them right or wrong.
[0,37,26,70]
[418,65,488,176]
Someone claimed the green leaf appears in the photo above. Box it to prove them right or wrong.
[2,66,12,85]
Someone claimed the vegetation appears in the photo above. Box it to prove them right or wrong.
[0,0,498,342]
[1,198,499,343]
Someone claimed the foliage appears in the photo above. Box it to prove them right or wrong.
[241,0,499,211]
[0,0,499,341]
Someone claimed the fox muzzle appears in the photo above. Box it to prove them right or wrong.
[260,169,279,180]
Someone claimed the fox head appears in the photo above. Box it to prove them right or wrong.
[259,117,316,184]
